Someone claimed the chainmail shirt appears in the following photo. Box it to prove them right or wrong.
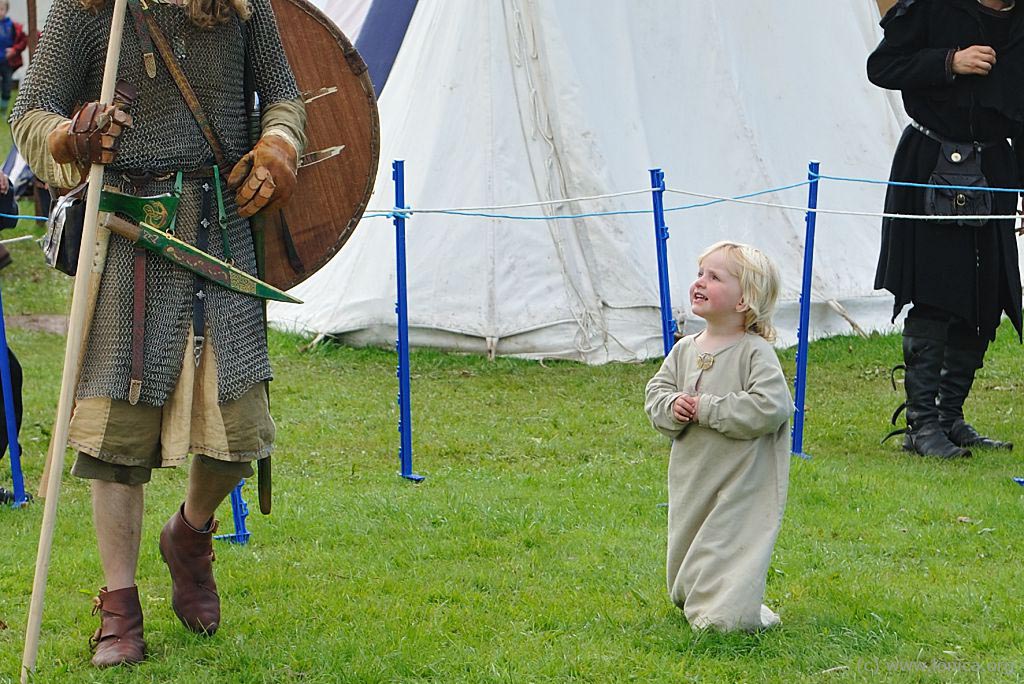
[12,0,303,405]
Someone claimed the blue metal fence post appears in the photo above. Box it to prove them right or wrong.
[791,160,820,459]
[0,277,27,508]
[393,160,423,482]
[214,480,250,545]
[650,168,677,356]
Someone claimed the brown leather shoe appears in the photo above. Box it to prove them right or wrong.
[90,585,144,667]
[159,505,220,635]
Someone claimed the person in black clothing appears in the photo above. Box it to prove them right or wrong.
[0,170,23,466]
[868,0,1022,458]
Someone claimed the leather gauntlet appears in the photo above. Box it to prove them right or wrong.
[48,102,133,168]
[227,134,298,218]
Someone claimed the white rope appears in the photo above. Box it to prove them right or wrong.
[365,187,656,214]
[0,235,39,246]
[365,182,1019,223]
[665,187,1021,222]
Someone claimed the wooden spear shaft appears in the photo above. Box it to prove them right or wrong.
[26,0,37,61]
[21,0,130,679]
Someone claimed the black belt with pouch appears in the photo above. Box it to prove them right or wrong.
[910,120,999,228]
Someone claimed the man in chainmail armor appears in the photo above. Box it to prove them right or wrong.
[11,0,305,667]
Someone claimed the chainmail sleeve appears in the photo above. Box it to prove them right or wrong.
[246,0,301,107]
[246,0,306,153]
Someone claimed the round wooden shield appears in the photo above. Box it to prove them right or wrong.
[264,0,380,290]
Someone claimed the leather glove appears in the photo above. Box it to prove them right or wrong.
[227,134,298,218]
[48,101,133,168]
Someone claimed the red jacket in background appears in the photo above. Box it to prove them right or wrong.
[3,20,26,70]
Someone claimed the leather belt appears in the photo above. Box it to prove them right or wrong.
[128,246,146,405]
[120,166,219,188]
[908,119,1002,151]
[192,182,213,367]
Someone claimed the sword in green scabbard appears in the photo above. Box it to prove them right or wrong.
[99,209,302,304]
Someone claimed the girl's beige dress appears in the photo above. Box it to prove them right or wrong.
[645,332,792,631]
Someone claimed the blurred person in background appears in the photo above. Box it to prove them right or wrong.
[0,0,27,114]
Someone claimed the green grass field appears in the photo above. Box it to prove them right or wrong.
[1,127,1023,682]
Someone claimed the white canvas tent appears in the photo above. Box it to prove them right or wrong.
[271,0,937,361]
[311,0,372,41]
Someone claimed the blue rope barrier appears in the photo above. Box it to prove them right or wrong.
[360,180,813,222]
[363,207,651,221]
[429,207,651,220]
[17,174,1018,225]
[817,173,1024,195]
[665,180,813,213]
[0,213,46,221]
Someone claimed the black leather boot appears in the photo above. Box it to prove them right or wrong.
[939,345,1013,450]
[900,334,971,459]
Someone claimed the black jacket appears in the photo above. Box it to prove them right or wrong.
[868,0,1023,338]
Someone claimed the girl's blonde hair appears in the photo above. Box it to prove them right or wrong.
[80,0,251,28]
[697,240,780,342]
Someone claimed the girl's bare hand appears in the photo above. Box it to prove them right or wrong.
[672,394,698,423]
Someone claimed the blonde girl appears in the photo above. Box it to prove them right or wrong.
[644,241,792,632]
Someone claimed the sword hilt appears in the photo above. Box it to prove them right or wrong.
[100,213,143,242]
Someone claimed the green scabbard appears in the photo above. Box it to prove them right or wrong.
[101,213,302,304]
